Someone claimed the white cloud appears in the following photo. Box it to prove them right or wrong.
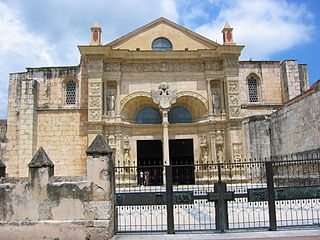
[0,2,60,119]
[193,0,314,60]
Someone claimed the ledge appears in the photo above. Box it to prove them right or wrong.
[37,107,88,111]
[241,103,282,109]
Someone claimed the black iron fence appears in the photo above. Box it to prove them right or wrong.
[114,152,320,233]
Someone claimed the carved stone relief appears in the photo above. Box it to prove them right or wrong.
[216,145,224,163]
[121,62,205,73]
[232,143,243,162]
[229,94,239,105]
[228,82,239,92]
[205,61,223,71]
[230,106,241,117]
[89,109,101,121]
[123,136,131,166]
[89,97,101,108]
[213,91,221,114]
[151,82,177,110]
[225,57,239,68]
[199,134,208,164]
[89,83,101,95]
[88,59,103,69]
[214,130,224,145]
[104,62,121,72]
[107,134,115,146]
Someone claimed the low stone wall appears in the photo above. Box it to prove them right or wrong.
[0,134,115,240]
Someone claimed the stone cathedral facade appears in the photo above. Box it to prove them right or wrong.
[5,18,310,178]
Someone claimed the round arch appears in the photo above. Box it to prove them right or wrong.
[121,93,159,123]
[174,92,208,121]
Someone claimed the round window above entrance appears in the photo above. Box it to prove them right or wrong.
[152,37,172,51]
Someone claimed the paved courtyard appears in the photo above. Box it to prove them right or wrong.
[112,229,320,240]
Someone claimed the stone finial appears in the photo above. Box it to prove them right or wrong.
[90,22,102,45]
[222,22,235,45]
[28,147,54,168]
[86,134,112,157]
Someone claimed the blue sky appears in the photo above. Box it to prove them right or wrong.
[0,0,319,119]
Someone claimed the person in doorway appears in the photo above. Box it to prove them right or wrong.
[139,171,144,186]
[145,171,150,186]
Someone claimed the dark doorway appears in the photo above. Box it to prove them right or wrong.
[137,140,163,185]
[169,139,195,185]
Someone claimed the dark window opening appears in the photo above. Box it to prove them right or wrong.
[66,80,76,104]
[248,77,259,102]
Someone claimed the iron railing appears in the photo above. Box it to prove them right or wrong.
[114,152,320,233]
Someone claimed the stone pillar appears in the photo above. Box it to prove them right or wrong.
[162,110,170,166]
[86,134,115,239]
[281,60,304,101]
[18,79,38,177]
[28,147,54,200]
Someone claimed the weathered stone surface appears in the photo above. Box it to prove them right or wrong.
[86,134,112,156]
[28,147,54,168]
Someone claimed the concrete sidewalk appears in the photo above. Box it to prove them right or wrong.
[112,228,320,240]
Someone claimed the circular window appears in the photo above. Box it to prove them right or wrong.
[152,38,172,51]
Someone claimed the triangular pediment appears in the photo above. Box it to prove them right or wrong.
[107,17,220,50]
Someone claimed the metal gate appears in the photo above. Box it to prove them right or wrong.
[114,153,320,233]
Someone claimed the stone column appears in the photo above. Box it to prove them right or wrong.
[86,134,115,239]
[162,110,170,166]
[28,147,54,200]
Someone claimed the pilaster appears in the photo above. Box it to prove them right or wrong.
[87,59,104,145]
[18,79,38,176]
[224,56,241,119]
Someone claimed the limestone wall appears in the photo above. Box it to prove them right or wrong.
[6,66,87,177]
[37,110,87,176]
[0,120,6,158]
[243,115,271,159]
[239,61,283,118]
[270,83,320,156]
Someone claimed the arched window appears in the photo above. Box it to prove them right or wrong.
[136,107,162,124]
[168,106,192,124]
[247,77,259,102]
[66,80,76,104]
[152,38,172,51]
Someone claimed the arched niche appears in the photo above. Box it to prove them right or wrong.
[174,92,208,121]
[121,94,159,123]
